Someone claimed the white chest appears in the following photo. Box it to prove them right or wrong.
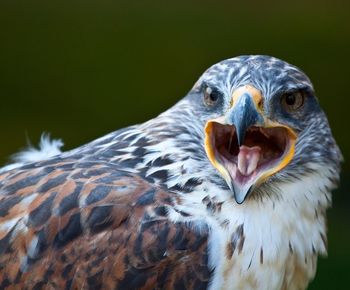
[169,173,331,290]
[207,218,318,290]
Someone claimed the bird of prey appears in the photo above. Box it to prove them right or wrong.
[0,55,342,290]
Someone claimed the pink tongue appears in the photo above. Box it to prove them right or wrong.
[237,145,261,176]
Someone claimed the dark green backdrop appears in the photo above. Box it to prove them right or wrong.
[0,1,349,289]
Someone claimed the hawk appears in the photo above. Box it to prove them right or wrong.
[0,55,342,290]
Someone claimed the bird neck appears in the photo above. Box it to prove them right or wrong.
[90,99,218,193]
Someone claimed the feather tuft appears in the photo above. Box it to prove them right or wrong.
[0,133,64,173]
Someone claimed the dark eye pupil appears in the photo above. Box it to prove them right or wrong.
[285,94,296,105]
[209,92,218,101]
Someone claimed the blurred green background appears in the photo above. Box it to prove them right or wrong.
[0,0,349,289]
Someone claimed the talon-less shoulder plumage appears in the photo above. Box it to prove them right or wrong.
[0,56,342,290]
[0,152,211,289]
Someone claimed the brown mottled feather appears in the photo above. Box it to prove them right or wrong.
[0,159,211,289]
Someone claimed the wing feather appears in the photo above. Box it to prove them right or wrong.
[0,158,212,289]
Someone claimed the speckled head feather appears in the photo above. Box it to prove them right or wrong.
[0,55,342,290]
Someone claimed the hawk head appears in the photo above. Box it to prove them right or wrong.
[179,55,342,204]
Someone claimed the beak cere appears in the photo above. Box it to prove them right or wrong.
[204,86,297,204]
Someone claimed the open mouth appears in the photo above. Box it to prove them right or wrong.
[205,121,296,201]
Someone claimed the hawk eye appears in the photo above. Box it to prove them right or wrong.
[281,91,305,112]
[204,86,220,107]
